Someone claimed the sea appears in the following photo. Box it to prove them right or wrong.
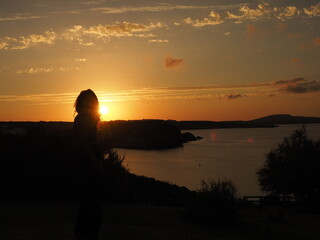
[116,124,320,196]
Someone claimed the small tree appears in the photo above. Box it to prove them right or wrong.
[257,127,320,202]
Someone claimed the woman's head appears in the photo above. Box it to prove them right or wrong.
[74,89,100,119]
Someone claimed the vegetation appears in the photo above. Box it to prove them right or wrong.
[184,179,239,225]
[257,127,320,205]
[2,203,320,240]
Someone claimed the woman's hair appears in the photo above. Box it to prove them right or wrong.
[74,89,100,121]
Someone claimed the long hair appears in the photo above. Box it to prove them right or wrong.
[74,89,100,123]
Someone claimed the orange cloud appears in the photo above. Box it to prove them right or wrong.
[149,39,169,43]
[303,3,320,17]
[164,55,184,69]
[274,78,320,94]
[228,94,246,100]
[1,77,318,106]
[276,22,287,33]
[299,37,320,50]
[184,3,319,29]
[0,31,57,50]
[290,57,302,68]
[184,11,224,27]
[246,24,257,40]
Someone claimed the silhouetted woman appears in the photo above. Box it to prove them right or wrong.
[73,89,103,240]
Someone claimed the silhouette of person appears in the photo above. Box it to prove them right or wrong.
[73,89,103,240]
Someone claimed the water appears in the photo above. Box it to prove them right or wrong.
[116,124,320,196]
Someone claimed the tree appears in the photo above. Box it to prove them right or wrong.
[257,126,320,202]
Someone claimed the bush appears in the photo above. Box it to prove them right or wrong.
[257,126,320,204]
[184,179,239,225]
[99,150,192,205]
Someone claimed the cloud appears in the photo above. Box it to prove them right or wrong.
[228,94,246,99]
[226,3,301,21]
[0,84,261,104]
[63,22,164,45]
[226,3,272,21]
[75,58,87,62]
[45,2,315,23]
[285,81,320,93]
[246,24,257,39]
[304,3,320,17]
[0,21,164,50]
[19,31,56,46]
[48,3,246,16]
[149,39,169,43]
[83,22,164,37]
[184,2,319,28]
[0,31,57,50]
[275,6,301,20]
[17,66,80,74]
[273,78,320,94]
[299,37,320,50]
[290,57,300,63]
[0,41,9,50]
[273,77,305,85]
[17,67,53,74]
[90,5,212,14]
[0,15,47,21]
[80,0,105,5]
[1,77,318,104]
[184,11,224,27]
[289,57,302,68]
[164,55,184,68]
[275,22,287,33]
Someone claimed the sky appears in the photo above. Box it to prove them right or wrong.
[0,0,319,121]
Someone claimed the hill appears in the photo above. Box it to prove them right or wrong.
[170,114,320,130]
[250,114,320,125]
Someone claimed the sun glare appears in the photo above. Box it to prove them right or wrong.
[100,105,109,116]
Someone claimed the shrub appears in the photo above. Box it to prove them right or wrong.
[184,179,239,225]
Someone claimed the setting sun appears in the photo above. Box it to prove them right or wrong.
[99,105,109,116]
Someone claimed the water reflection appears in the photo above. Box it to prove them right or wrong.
[117,124,320,195]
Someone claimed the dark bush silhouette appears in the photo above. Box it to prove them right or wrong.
[100,150,192,205]
[184,179,239,225]
[257,127,320,204]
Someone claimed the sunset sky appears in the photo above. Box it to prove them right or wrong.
[0,0,319,121]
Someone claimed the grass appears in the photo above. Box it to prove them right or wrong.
[1,203,320,240]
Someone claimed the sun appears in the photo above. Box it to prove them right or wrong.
[99,105,109,116]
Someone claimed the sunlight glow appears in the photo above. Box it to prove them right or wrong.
[100,105,109,116]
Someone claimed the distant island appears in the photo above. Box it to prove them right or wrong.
[1,114,319,149]
[250,114,320,125]
[170,114,320,130]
